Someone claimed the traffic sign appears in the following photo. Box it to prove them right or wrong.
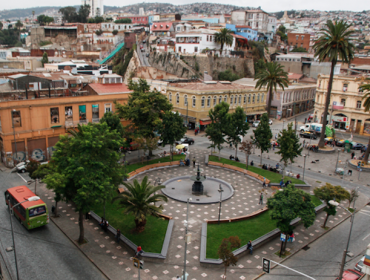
[263,258,270,273]
[280,234,286,242]
[133,257,144,269]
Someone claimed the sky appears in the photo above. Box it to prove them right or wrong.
[2,0,370,13]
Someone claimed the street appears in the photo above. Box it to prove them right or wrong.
[137,38,150,66]
[0,169,106,280]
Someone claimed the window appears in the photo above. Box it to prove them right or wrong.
[244,94,247,103]
[301,35,304,40]
[176,93,179,104]
[224,95,227,102]
[50,107,59,124]
[192,96,196,107]
[343,84,348,92]
[12,110,21,127]
[184,95,188,106]
[357,101,362,109]
[201,97,205,107]
[104,103,112,113]
[65,106,73,121]
[213,96,217,106]
[92,104,99,120]
[296,35,299,40]
[230,95,233,105]
[261,93,264,102]
[169,92,172,102]
[238,95,241,104]
[248,95,251,103]
[207,96,211,107]
[79,105,86,122]
[219,96,222,104]
[252,94,255,103]
[207,35,209,41]
[194,47,198,53]
[257,94,260,102]
[341,99,346,107]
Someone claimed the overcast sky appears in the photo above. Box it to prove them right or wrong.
[3,0,369,13]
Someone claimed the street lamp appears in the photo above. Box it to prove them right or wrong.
[183,197,192,280]
[218,185,224,225]
[8,196,40,280]
[335,149,341,172]
[27,179,38,195]
[303,155,307,182]
[329,191,359,280]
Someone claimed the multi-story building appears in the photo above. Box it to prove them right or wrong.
[81,0,104,17]
[117,16,149,25]
[287,32,311,51]
[151,22,174,37]
[268,16,277,34]
[314,74,370,135]
[231,9,269,33]
[226,24,258,41]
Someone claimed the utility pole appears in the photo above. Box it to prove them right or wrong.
[183,198,192,280]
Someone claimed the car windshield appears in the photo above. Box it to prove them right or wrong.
[358,260,363,266]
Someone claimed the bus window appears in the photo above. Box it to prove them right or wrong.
[29,206,46,217]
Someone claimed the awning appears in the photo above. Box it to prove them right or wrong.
[200,120,212,125]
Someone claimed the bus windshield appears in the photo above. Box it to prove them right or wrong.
[29,206,46,217]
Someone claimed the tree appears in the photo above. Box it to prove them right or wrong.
[26,159,40,178]
[95,29,103,36]
[254,59,266,75]
[226,107,249,158]
[157,111,187,161]
[114,18,132,24]
[215,28,233,55]
[100,111,125,137]
[0,22,3,30]
[59,6,77,23]
[313,20,355,148]
[277,25,287,41]
[78,5,91,23]
[41,52,48,66]
[37,15,54,25]
[291,47,307,52]
[255,62,289,118]
[252,113,272,165]
[314,183,350,228]
[275,123,302,176]
[43,123,125,244]
[347,188,359,209]
[115,79,172,156]
[15,20,23,30]
[218,236,241,279]
[239,140,253,170]
[112,30,118,35]
[112,176,168,232]
[359,83,370,163]
[218,69,240,82]
[94,16,104,23]
[267,185,316,255]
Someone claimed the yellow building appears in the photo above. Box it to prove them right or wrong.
[315,74,370,135]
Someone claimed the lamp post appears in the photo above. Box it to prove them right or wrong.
[307,133,312,157]
[282,120,285,131]
[335,149,341,172]
[183,197,192,280]
[8,196,40,280]
[303,155,306,182]
[186,99,188,127]
[218,185,224,225]
[329,192,359,280]
[27,179,38,195]
[12,109,18,165]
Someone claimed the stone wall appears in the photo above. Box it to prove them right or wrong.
[123,50,141,84]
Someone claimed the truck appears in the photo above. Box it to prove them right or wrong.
[299,123,322,132]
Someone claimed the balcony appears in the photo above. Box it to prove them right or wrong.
[92,118,100,123]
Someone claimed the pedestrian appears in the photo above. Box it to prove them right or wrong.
[104,219,109,232]
[279,179,284,188]
[276,163,279,169]
[136,245,143,257]
[250,160,254,166]
[357,161,361,171]
[193,158,196,167]
[273,143,275,151]
[304,118,307,123]
[259,193,263,205]
[100,217,105,229]
[247,240,253,254]
[116,229,121,243]
[262,177,266,188]
[303,140,305,146]
[351,152,355,159]
[85,211,90,220]
[275,133,277,140]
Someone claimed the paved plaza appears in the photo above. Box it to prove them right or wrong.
[38,148,369,280]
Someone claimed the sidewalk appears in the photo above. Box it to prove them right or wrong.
[37,148,369,280]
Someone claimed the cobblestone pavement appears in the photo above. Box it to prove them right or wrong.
[38,148,369,280]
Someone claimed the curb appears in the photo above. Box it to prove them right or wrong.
[50,217,110,280]
[252,204,368,280]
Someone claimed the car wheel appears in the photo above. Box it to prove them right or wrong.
[21,169,26,173]
[191,141,194,145]
[300,129,304,132]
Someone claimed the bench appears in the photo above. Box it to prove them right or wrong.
[205,154,209,166]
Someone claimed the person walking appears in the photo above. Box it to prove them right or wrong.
[247,240,253,254]
[104,219,109,232]
[351,151,355,159]
[275,133,277,140]
[262,177,266,188]
[136,245,143,257]
[259,193,263,205]
[303,140,305,146]
[280,179,284,188]
[193,158,196,167]
[116,229,121,243]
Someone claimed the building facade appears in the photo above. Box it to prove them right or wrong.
[226,24,258,41]
[287,33,311,51]
[314,74,370,135]
[231,10,269,33]
[81,0,104,17]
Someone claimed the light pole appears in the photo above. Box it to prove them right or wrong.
[12,109,18,165]
[335,149,340,172]
[282,120,285,130]
[307,133,313,157]
[183,197,192,280]
[218,185,224,225]
[303,155,306,182]
[186,99,188,127]
[329,192,359,280]
[8,196,40,280]
[27,179,38,195]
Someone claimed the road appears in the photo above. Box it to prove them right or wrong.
[0,169,106,280]
[259,204,370,279]
[136,38,150,67]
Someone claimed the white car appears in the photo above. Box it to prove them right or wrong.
[269,119,273,125]
[252,121,260,127]
[355,256,365,272]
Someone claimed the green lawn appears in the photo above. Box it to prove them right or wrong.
[311,195,322,207]
[92,200,169,253]
[209,156,305,184]
[126,154,186,173]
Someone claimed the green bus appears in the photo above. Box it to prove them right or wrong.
[5,186,49,230]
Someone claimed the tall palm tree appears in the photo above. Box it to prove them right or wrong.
[359,83,370,163]
[215,28,233,55]
[112,176,168,233]
[255,61,289,118]
[313,20,355,148]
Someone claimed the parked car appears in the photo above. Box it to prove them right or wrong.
[335,139,345,147]
[175,136,194,145]
[269,119,273,125]
[361,145,368,153]
[11,160,30,173]
[142,39,146,43]
[146,53,149,57]
[351,142,366,150]
[252,121,260,127]
[300,131,317,139]
[335,269,364,280]
[354,256,365,272]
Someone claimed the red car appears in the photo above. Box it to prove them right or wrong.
[335,269,364,280]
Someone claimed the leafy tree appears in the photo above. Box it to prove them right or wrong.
[255,61,289,118]
[277,25,287,41]
[112,176,168,232]
[291,47,307,52]
[77,5,91,23]
[26,159,40,178]
[254,58,266,75]
[94,16,104,23]
[314,183,350,228]
[115,79,172,156]
[112,30,118,35]
[41,52,48,66]
[114,18,132,24]
[252,113,272,165]
[276,123,302,176]
[59,6,77,22]
[215,28,233,55]
[43,123,125,243]
[313,20,355,148]
[15,20,23,30]
[267,185,316,255]
[37,15,54,25]
[157,111,187,160]
[218,236,241,279]
[218,69,240,81]
[347,188,359,209]
[100,111,125,137]
[95,29,103,36]
[359,83,370,163]
[239,140,253,170]
[226,107,249,158]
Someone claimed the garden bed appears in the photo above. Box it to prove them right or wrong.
[126,154,186,173]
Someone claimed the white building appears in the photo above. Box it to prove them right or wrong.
[81,0,104,17]
[175,29,236,55]
[268,16,277,33]
[139,8,145,16]
[231,9,270,33]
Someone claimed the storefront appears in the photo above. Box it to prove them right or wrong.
[331,114,350,130]
[364,119,370,136]
[199,119,212,131]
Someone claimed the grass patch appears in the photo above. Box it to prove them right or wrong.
[39,40,52,46]
[274,250,291,258]
[316,181,322,183]
[310,195,322,207]
[348,208,355,213]
[92,200,168,253]
[126,154,186,173]
[209,156,305,184]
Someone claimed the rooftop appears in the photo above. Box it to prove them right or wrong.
[233,78,316,89]
[168,81,255,92]
[88,83,132,95]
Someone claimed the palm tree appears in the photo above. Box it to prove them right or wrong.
[359,83,370,163]
[215,28,233,55]
[112,176,168,233]
[255,61,289,118]
[313,20,355,148]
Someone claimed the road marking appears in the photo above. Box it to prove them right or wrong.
[361,209,370,213]
[359,211,370,217]
[363,233,370,241]
[17,173,27,183]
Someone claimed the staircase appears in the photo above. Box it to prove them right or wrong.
[98,42,125,65]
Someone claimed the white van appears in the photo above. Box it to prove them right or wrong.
[299,123,322,132]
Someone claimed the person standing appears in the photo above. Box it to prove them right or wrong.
[136,245,143,257]
[262,177,266,188]
[280,179,284,188]
[259,193,263,205]
[303,140,305,146]
[351,151,355,159]
[104,219,109,232]
[193,158,196,167]
[247,240,253,254]
[116,229,121,243]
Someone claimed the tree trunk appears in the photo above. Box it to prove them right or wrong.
[266,87,273,118]
[170,145,173,161]
[219,147,221,161]
[54,201,58,217]
[318,61,336,148]
[135,218,147,233]
[224,264,227,279]
[323,212,329,228]
[363,136,370,163]
[78,211,84,244]
[260,150,263,166]
[235,143,238,158]
[246,154,249,170]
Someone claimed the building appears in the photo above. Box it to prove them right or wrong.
[117,16,148,25]
[0,75,130,167]
[287,33,311,51]
[314,74,370,135]
[233,78,316,119]
[44,60,112,76]
[267,16,277,34]
[226,24,258,41]
[151,22,174,37]
[231,10,270,33]
[81,0,104,17]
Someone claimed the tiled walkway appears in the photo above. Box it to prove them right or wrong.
[39,148,368,280]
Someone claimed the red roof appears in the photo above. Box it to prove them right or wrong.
[151,22,173,31]
[232,34,247,40]
[288,73,304,80]
[88,83,132,95]
[235,25,252,29]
